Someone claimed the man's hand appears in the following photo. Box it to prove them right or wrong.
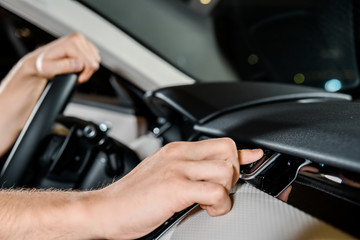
[0,138,263,240]
[88,138,263,239]
[29,32,100,83]
[0,33,100,157]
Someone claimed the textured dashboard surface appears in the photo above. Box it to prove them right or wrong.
[161,183,354,240]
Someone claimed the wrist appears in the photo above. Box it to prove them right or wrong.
[79,187,132,240]
[46,190,104,239]
[72,189,106,239]
[1,51,47,99]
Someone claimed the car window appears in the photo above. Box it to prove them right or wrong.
[79,0,238,83]
[80,0,359,93]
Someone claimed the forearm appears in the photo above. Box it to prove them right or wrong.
[0,189,100,240]
[0,54,47,156]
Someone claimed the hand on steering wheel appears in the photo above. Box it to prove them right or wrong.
[0,33,100,187]
[31,32,100,83]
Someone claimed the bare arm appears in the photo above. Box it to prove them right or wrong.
[0,138,263,240]
[0,189,96,239]
[0,34,265,239]
[0,33,100,157]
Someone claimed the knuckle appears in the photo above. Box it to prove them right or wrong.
[218,138,237,153]
[210,185,227,203]
[93,62,100,70]
[66,33,86,48]
[69,32,84,40]
[218,138,238,167]
[216,161,234,184]
[216,203,231,216]
[161,142,182,159]
[222,159,234,174]
[89,63,100,72]
[220,137,236,146]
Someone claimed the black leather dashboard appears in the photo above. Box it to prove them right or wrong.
[146,82,359,172]
[195,101,360,173]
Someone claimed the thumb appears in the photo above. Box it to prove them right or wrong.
[37,56,84,79]
[238,149,264,165]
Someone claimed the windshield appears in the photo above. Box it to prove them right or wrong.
[80,0,360,93]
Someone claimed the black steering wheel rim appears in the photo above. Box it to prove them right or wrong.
[0,74,77,188]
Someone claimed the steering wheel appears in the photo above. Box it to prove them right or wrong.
[0,74,77,188]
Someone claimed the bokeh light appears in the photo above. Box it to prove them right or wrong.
[324,79,342,92]
[247,54,259,65]
[294,73,305,84]
[200,0,211,5]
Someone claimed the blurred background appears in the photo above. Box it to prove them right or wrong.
[0,0,359,96]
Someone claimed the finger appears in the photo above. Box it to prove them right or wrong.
[164,138,238,166]
[78,62,99,83]
[300,165,319,173]
[42,34,100,83]
[39,58,84,79]
[74,32,99,59]
[65,41,99,83]
[76,38,100,69]
[161,138,239,186]
[72,33,100,66]
[183,180,232,216]
[39,33,98,62]
[238,149,264,165]
[85,38,101,62]
[277,185,292,202]
[182,159,235,193]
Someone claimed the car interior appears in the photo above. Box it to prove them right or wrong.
[0,0,359,239]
